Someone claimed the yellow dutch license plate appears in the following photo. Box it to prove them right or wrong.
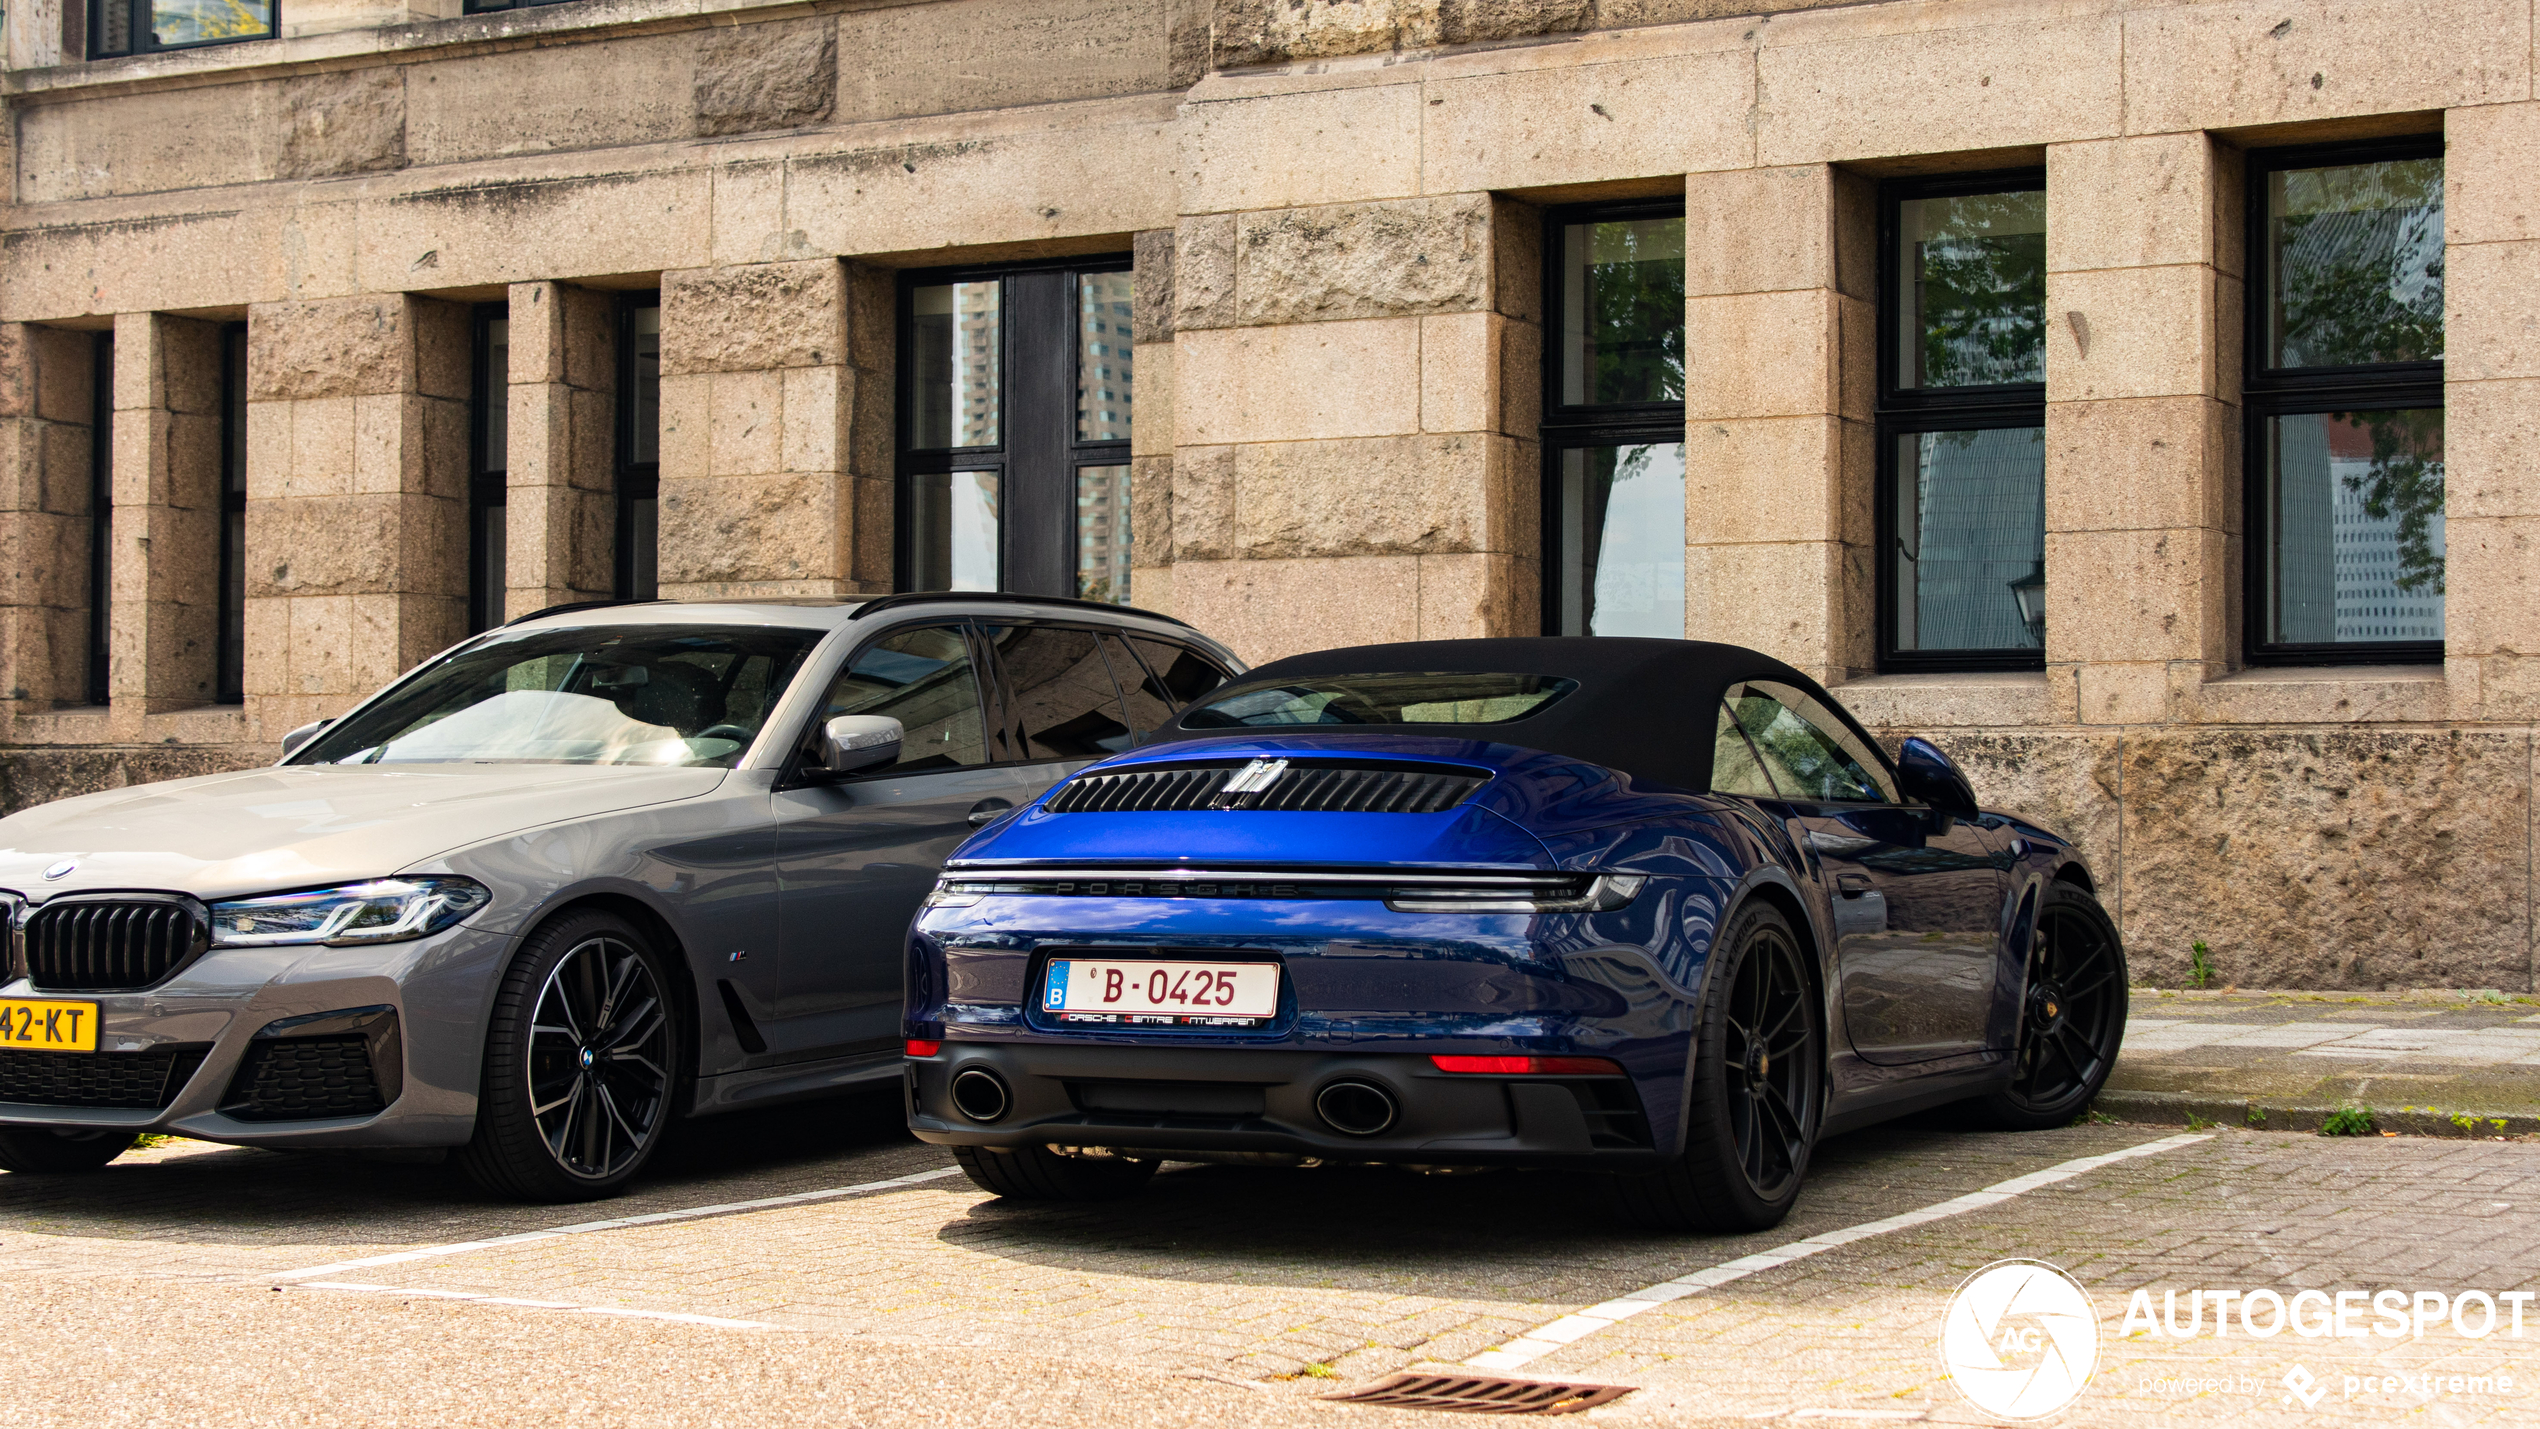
[0,999,99,1053]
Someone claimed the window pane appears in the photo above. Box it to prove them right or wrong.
[1709,704,1781,798]
[816,626,989,770]
[1553,442,1684,638]
[912,281,1002,449]
[1125,636,1232,705]
[482,317,510,474]
[1075,464,1132,605]
[911,470,1001,591]
[1077,273,1134,443]
[2267,158,2444,369]
[984,625,1136,759]
[1723,684,1889,804]
[153,0,273,45]
[1897,190,2044,388]
[470,499,508,634]
[1892,427,2044,653]
[626,304,660,465]
[2263,409,2444,645]
[1559,217,1685,406]
[1099,634,1175,741]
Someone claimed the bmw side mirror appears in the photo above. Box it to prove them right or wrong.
[1896,736,1980,828]
[819,715,903,777]
[279,719,332,758]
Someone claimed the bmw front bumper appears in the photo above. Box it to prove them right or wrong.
[0,923,515,1149]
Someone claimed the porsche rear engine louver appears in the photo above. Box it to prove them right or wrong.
[1045,760,1487,815]
[1321,1373,1635,1415]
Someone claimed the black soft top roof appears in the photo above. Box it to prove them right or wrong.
[1157,637,1872,793]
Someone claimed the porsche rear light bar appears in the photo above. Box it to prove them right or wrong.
[925,869,1645,913]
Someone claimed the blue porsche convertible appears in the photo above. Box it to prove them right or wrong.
[902,638,2125,1231]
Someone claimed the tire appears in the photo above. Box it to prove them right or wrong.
[0,1127,138,1174]
[952,1144,1157,1202]
[457,909,684,1203]
[1965,881,2129,1131]
[1610,900,1823,1233]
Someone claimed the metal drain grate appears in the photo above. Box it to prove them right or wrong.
[1322,1373,1634,1415]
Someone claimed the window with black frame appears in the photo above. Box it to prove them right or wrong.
[216,323,248,705]
[87,333,113,709]
[616,296,660,602]
[468,306,510,635]
[1877,172,2047,671]
[896,261,1135,601]
[1541,203,1686,638]
[87,0,274,56]
[2244,138,2444,664]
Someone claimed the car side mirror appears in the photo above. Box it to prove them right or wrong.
[280,719,332,758]
[818,715,903,777]
[1896,736,1980,828]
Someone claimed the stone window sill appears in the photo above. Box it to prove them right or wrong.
[5,0,813,98]
[1829,670,2051,731]
[2184,665,2447,725]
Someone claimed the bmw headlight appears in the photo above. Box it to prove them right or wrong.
[210,877,491,947]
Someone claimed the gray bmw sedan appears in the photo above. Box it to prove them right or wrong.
[0,594,1239,1201]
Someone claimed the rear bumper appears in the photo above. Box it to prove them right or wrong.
[906,1042,1667,1170]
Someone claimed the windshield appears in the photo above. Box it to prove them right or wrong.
[295,625,826,767]
[1181,673,1578,728]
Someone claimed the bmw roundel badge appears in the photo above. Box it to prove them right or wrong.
[41,859,76,880]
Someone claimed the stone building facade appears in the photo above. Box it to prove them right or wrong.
[0,0,2533,989]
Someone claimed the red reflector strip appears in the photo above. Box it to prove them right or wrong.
[1429,1054,1623,1076]
[905,1039,942,1058]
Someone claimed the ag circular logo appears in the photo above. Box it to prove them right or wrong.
[1940,1259,2099,1420]
[41,860,76,881]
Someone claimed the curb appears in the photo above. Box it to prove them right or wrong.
[2092,1089,2540,1139]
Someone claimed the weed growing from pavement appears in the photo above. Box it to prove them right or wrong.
[2320,1104,2377,1137]
[2245,1105,2267,1127]
[2452,1112,2511,1135]
[2070,1108,2119,1127]
[2186,1114,2220,1132]
[1302,1364,1338,1379]
[2187,941,2216,988]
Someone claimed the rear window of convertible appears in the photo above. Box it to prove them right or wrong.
[1180,673,1578,728]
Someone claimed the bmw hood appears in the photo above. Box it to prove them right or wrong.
[953,733,1706,870]
[0,763,726,902]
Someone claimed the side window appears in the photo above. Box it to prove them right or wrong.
[984,625,1136,760]
[1126,636,1234,705]
[1709,703,1783,798]
[810,626,989,772]
[1721,682,1895,804]
[1099,633,1175,742]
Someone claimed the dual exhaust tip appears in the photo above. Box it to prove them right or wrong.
[945,1066,1400,1139]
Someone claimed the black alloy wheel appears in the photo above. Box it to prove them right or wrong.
[0,1126,138,1174]
[1610,900,1822,1232]
[1967,881,2129,1130]
[459,909,682,1202]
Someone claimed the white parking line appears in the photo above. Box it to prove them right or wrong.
[289,1280,782,1330]
[1464,1133,2213,1373]
[266,1164,966,1283]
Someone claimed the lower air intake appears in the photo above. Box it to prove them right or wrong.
[222,1035,387,1121]
[0,1044,210,1110]
[1046,760,1486,814]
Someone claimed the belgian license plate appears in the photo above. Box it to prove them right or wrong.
[0,999,99,1053]
[1043,958,1279,1028]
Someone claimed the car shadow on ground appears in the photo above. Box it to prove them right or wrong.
[0,1089,932,1249]
[929,1115,2097,1302]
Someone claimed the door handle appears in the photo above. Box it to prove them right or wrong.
[1836,873,1876,898]
[966,798,1014,828]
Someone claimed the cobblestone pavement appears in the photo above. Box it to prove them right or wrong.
[3,1035,2536,1426]
[2105,989,2540,1133]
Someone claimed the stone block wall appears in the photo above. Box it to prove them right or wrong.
[1,0,2536,990]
